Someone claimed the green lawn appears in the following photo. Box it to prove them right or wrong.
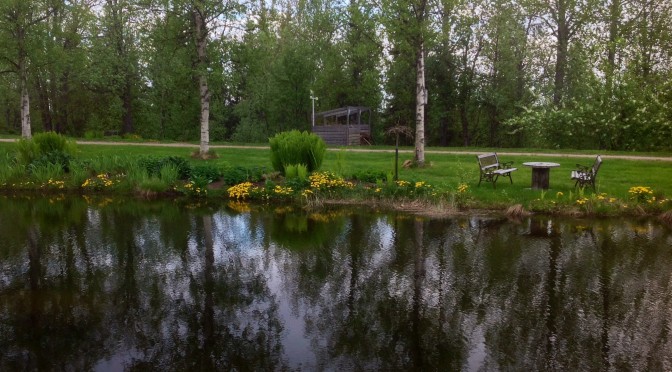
[71,141,672,200]
[2,140,671,212]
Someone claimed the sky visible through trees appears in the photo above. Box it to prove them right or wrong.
[0,0,670,151]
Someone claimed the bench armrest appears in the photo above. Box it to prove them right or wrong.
[500,161,514,169]
[574,164,590,172]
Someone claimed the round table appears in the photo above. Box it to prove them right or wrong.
[523,162,561,190]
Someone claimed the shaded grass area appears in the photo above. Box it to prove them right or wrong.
[1,141,671,215]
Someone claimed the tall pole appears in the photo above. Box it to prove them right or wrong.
[310,90,318,127]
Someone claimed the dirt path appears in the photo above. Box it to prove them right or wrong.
[2,138,671,162]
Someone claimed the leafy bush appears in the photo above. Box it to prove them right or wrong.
[285,164,298,179]
[15,138,40,165]
[190,164,222,183]
[269,130,326,174]
[138,156,191,179]
[16,132,77,172]
[33,132,76,156]
[30,151,73,173]
[221,165,267,185]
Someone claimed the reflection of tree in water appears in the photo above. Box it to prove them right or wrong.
[0,197,109,369]
[482,217,672,371]
[278,213,472,370]
[2,197,672,369]
[0,198,287,370]
[103,208,287,370]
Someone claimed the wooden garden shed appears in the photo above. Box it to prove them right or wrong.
[312,106,371,146]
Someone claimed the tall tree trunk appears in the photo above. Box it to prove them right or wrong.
[415,42,426,166]
[194,3,210,156]
[553,1,569,106]
[18,22,32,138]
[122,78,133,134]
[605,0,621,95]
[20,67,32,138]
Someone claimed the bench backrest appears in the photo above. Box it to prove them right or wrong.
[478,153,500,170]
[592,155,602,176]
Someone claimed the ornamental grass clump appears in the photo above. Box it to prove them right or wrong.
[269,130,326,174]
[16,132,77,173]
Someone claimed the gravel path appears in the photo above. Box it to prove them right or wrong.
[2,138,671,162]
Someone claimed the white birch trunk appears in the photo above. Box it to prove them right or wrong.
[194,4,210,156]
[20,71,32,138]
[199,73,210,155]
[414,42,426,166]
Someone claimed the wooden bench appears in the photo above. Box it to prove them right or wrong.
[571,155,602,191]
[477,153,517,188]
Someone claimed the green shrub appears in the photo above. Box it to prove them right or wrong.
[138,156,191,179]
[269,130,326,174]
[190,164,221,183]
[16,132,76,172]
[221,165,268,185]
[15,138,40,165]
[285,164,298,179]
[33,132,76,156]
[30,151,73,172]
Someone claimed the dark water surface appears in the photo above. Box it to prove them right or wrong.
[1,195,671,371]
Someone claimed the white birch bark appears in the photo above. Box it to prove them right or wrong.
[194,4,210,156]
[415,41,426,166]
[20,67,32,138]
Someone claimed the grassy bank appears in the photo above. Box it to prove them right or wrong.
[1,139,671,217]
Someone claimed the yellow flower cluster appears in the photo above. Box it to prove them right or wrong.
[309,172,354,191]
[274,185,294,196]
[628,186,655,203]
[576,197,589,205]
[457,183,469,194]
[46,179,65,189]
[396,180,410,187]
[628,186,653,196]
[301,189,313,198]
[228,182,256,200]
[183,181,206,195]
[82,173,117,189]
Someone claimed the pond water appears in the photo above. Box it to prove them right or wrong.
[1,195,671,371]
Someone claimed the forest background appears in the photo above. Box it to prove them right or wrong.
[1,0,670,152]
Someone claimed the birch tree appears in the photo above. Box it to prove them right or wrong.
[382,0,429,166]
[188,0,242,156]
[0,0,51,138]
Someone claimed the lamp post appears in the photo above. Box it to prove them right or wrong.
[310,90,318,127]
